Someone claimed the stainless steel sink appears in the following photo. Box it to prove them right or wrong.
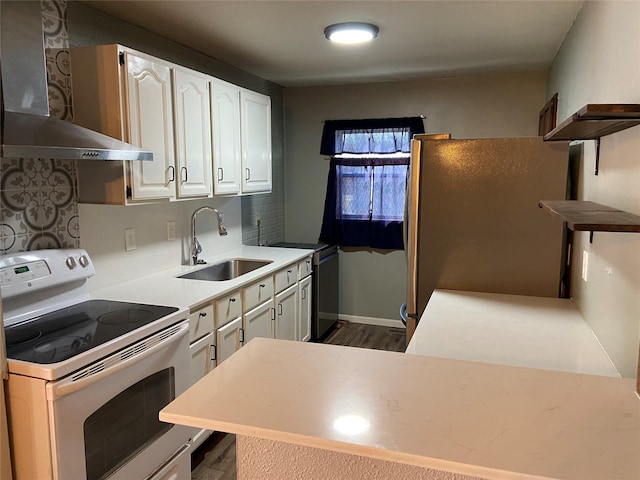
[178,258,272,281]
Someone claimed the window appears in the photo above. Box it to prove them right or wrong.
[318,117,424,249]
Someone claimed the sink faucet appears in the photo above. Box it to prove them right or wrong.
[191,206,228,265]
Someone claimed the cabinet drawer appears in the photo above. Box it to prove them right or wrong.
[215,291,242,328]
[189,304,214,342]
[298,256,313,280]
[243,276,274,312]
[275,264,297,293]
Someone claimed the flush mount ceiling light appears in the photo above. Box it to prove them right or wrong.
[324,22,379,44]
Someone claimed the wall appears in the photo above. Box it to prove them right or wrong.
[283,72,547,321]
[64,2,286,288]
[0,1,79,255]
[546,1,640,378]
[237,436,484,480]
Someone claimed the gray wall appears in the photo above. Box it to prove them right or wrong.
[546,0,640,378]
[283,72,547,321]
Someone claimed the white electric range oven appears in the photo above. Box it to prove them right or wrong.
[1,249,192,480]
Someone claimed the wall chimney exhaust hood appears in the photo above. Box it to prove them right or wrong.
[0,1,152,161]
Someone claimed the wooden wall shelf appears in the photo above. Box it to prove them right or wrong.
[539,200,640,233]
[543,104,640,141]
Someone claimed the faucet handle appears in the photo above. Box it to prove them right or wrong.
[192,236,202,256]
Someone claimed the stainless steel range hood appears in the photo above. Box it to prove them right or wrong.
[0,1,152,161]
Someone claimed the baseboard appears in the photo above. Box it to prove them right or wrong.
[338,314,405,329]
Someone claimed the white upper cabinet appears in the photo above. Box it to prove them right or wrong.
[71,44,271,203]
[240,89,272,194]
[211,79,243,194]
[210,80,272,195]
[172,67,213,198]
[125,51,176,200]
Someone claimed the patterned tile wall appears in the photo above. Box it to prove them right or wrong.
[0,0,79,254]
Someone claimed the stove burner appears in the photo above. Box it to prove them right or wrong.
[5,328,42,347]
[4,299,179,365]
[33,335,90,361]
[98,308,154,326]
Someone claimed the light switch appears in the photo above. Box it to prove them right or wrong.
[125,228,137,251]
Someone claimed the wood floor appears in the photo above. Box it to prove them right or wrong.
[323,320,407,352]
[190,321,406,479]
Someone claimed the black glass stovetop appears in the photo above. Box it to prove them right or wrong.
[5,300,178,365]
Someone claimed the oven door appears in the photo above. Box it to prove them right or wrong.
[45,321,191,480]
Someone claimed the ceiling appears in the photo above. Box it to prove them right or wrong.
[78,0,584,87]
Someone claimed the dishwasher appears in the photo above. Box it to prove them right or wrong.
[269,242,339,340]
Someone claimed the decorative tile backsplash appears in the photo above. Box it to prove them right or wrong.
[0,0,79,255]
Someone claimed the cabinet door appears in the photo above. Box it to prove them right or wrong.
[173,67,212,198]
[298,275,312,342]
[189,332,213,386]
[240,90,272,193]
[215,316,243,366]
[125,51,175,200]
[275,284,297,341]
[244,299,275,345]
[211,79,242,195]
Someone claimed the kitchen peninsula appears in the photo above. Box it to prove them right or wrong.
[160,336,640,480]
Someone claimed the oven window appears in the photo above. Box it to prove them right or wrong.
[84,368,175,480]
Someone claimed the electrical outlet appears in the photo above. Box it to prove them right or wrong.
[167,221,176,241]
[124,228,136,251]
[581,250,589,282]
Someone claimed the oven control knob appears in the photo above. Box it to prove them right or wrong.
[66,257,77,269]
[79,255,89,268]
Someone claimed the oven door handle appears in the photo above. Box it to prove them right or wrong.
[47,322,189,401]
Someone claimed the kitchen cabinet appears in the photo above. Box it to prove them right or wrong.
[124,50,176,200]
[241,89,272,194]
[189,332,212,386]
[275,284,297,341]
[71,44,272,204]
[215,291,243,327]
[275,264,297,293]
[215,317,243,365]
[211,79,272,195]
[188,303,214,342]
[71,45,213,203]
[172,66,213,198]
[244,299,275,344]
[298,275,312,342]
[187,304,215,450]
[211,79,242,194]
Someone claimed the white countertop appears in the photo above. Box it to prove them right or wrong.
[406,289,620,377]
[91,246,313,310]
[160,337,640,480]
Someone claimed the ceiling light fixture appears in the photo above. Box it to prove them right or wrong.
[324,22,379,44]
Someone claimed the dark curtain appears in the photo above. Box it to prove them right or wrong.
[320,117,425,155]
[319,157,410,249]
[318,117,424,249]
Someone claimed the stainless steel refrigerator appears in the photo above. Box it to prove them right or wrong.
[405,135,569,340]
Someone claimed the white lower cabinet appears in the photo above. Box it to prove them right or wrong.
[275,284,297,341]
[298,275,312,342]
[215,316,243,365]
[189,333,213,386]
[243,299,275,345]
